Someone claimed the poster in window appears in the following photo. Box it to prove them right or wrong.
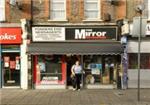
[4,56,10,67]
[38,62,46,72]
[15,56,20,70]
[15,64,20,70]
[91,69,100,75]
[10,61,16,69]
[91,64,102,75]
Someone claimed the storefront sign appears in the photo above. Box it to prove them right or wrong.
[0,28,22,44]
[66,27,117,40]
[32,27,65,42]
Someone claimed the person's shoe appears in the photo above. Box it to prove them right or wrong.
[77,89,80,91]
[73,88,76,91]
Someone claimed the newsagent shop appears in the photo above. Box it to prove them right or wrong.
[0,27,22,88]
[28,26,123,89]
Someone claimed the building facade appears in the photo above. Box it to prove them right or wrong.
[27,0,126,89]
[0,0,31,89]
[1,0,150,90]
[124,0,150,88]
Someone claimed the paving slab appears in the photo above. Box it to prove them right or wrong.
[0,89,150,105]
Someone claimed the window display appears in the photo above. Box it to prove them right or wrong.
[84,55,102,85]
[84,55,117,85]
[36,55,65,85]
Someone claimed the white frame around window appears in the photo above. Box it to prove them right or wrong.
[84,0,101,20]
[0,0,5,21]
[50,0,66,21]
[148,0,150,20]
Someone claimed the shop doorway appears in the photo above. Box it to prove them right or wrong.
[66,55,81,87]
[2,53,20,87]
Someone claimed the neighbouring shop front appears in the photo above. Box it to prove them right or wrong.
[28,26,123,89]
[0,27,22,88]
[127,41,150,88]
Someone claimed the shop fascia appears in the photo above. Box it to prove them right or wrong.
[75,29,107,39]
[0,33,16,40]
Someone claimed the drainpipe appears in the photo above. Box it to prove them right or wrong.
[81,55,84,89]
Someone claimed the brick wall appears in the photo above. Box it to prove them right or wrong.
[5,0,31,23]
[127,0,145,21]
[32,0,126,24]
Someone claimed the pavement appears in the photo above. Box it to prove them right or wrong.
[0,89,150,105]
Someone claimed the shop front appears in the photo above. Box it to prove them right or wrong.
[127,41,150,88]
[28,26,123,89]
[0,27,22,88]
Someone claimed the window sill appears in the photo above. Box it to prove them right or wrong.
[48,19,68,22]
[83,19,103,22]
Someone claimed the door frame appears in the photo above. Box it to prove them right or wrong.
[1,51,21,88]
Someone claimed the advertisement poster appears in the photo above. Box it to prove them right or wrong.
[91,69,100,75]
[15,56,20,70]
[10,61,16,69]
[90,64,102,75]
[38,62,46,72]
[4,56,10,67]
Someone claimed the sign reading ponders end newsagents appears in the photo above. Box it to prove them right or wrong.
[66,27,117,40]
[32,27,65,42]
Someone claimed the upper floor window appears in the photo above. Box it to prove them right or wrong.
[84,0,101,20]
[50,0,66,20]
[0,0,5,21]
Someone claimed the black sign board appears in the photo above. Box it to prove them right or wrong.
[66,27,117,40]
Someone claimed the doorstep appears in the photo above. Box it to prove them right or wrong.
[86,84,116,89]
[2,86,21,89]
[35,84,66,89]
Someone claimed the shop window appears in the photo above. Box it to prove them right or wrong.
[83,55,103,84]
[84,0,101,20]
[141,54,150,69]
[0,0,5,21]
[128,53,138,69]
[83,55,117,85]
[128,53,150,69]
[36,55,65,85]
[50,0,66,20]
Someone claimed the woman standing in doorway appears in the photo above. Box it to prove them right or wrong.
[71,60,82,91]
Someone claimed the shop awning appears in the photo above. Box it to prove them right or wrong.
[27,42,123,55]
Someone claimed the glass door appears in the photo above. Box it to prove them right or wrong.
[2,53,20,86]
